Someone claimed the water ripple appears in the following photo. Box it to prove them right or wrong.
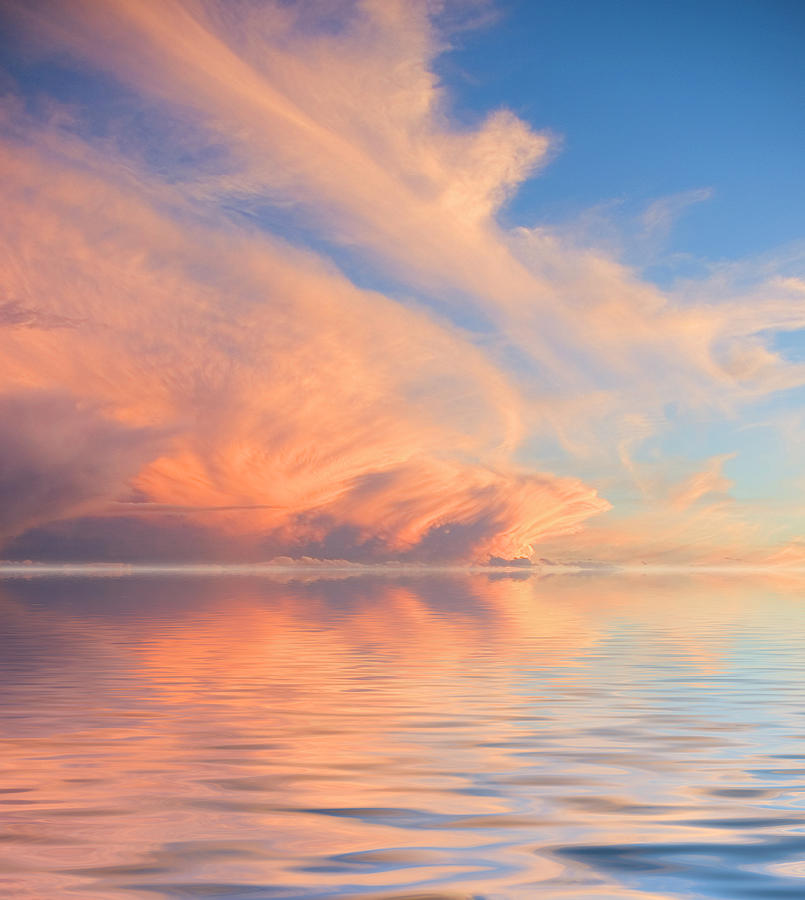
[1,572,805,898]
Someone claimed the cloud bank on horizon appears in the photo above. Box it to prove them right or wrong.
[1,0,804,565]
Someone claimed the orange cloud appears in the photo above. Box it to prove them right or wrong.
[0,105,606,560]
[20,0,805,403]
[2,0,805,563]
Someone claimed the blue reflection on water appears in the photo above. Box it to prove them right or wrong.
[0,572,804,899]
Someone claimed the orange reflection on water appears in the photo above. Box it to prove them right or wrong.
[1,573,805,899]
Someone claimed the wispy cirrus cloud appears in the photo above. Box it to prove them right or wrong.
[0,0,803,562]
[0,96,603,561]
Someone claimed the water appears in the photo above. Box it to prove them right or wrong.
[1,572,805,899]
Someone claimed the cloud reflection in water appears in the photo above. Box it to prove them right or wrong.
[1,572,805,898]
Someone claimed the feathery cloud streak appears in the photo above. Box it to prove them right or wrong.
[1,0,803,562]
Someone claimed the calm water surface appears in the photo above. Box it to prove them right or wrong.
[1,572,805,899]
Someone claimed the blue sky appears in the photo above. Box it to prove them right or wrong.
[1,0,804,565]
[441,0,805,261]
[438,0,805,539]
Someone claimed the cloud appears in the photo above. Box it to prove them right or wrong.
[1,0,804,563]
[0,98,606,561]
[0,300,84,330]
[668,453,735,511]
[0,391,164,540]
[640,187,714,241]
[533,454,802,568]
[19,0,805,406]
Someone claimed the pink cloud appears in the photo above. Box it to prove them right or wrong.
[2,1,804,563]
[0,109,607,560]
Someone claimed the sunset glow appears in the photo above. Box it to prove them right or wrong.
[2,1,804,566]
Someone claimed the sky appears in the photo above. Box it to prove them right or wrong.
[0,0,804,566]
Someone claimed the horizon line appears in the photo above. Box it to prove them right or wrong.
[2,561,805,579]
